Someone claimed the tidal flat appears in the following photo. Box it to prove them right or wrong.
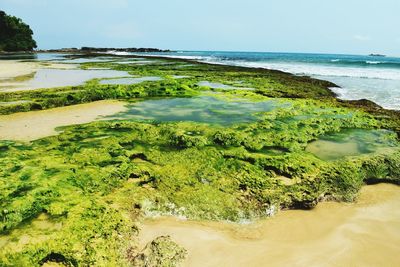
[0,65,132,92]
[0,53,399,266]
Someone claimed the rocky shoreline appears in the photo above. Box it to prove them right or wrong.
[35,47,172,53]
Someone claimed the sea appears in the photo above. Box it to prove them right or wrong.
[2,50,400,110]
[132,51,400,110]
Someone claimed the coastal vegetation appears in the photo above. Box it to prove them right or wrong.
[0,55,399,266]
[0,11,37,52]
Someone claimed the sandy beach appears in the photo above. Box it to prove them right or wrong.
[0,59,133,92]
[140,183,400,267]
[0,60,79,90]
[0,60,77,79]
[0,100,127,141]
[0,60,38,80]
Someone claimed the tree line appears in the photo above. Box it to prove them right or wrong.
[0,10,37,52]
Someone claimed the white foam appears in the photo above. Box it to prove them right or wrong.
[326,77,400,110]
[152,54,212,61]
[191,57,400,109]
[102,52,400,110]
[106,51,131,56]
[204,60,400,81]
[173,55,400,109]
[366,61,381,64]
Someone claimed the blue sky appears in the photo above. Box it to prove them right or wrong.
[2,0,399,55]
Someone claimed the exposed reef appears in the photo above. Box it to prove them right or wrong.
[0,54,399,266]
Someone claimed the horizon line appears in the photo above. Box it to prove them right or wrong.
[34,47,399,58]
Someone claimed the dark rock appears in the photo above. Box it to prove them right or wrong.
[39,252,78,267]
[290,199,318,210]
[37,47,172,53]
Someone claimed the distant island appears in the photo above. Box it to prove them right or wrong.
[369,53,386,57]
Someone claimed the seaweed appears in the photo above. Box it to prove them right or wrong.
[0,55,399,265]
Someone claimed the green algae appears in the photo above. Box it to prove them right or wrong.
[0,213,62,251]
[0,117,399,266]
[0,54,337,115]
[0,54,399,266]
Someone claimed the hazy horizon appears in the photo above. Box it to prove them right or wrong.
[2,0,399,56]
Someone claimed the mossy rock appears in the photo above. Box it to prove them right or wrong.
[130,236,187,267]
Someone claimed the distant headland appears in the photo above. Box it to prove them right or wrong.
[36,47,172,53]
[369,53,386,57]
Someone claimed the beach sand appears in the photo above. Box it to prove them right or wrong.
[0,60,38,80]
[139,183,400,267]
[0,60,77,79]
[0,100,127,141]
[0,60,78,90]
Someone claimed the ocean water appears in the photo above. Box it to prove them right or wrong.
[131,51,400,110]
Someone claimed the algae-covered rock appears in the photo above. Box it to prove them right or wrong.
[131,236,187,267]
[1,54,400,265]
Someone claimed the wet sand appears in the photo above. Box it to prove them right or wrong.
[0,60,77,79]
[140,184,400,267]
[0,60,38,80]
[0,60,78,90]
[0,100,127,141]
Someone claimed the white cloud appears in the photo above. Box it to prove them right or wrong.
[353,35,371,42]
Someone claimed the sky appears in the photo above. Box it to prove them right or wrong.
[1,0,400,56]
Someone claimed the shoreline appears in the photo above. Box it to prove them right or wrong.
[2,51,399,119]
[139,183,400,267]
[0,52,399,265]
[70,52,400,111]
[102,51,400,112]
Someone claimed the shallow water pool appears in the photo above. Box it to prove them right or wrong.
[108,96,284,125]
[54,57,117,64]
[99,76,162,85]
[306,129,398,160]
[197,81,253,90]
[0,68,131,92]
